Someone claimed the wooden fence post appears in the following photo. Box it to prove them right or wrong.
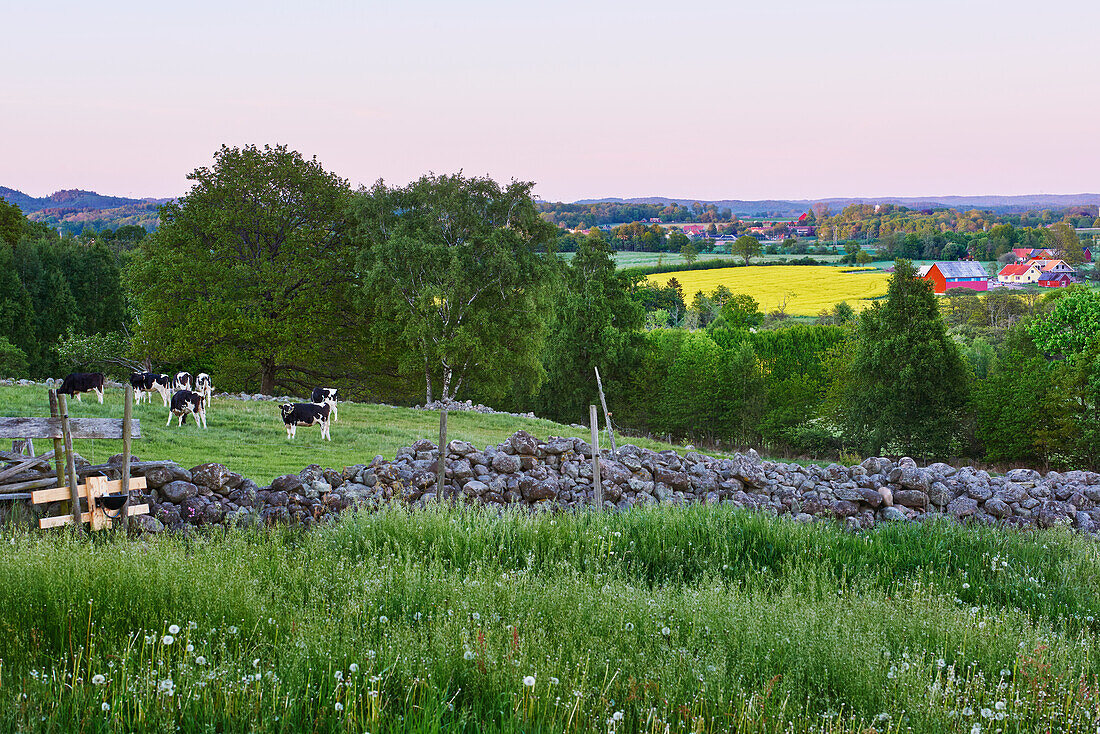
[121,385,133,532]
[57,394,83,533]
[590,404,602,509]
[593,366,617,455]
[437,408,447,500]
[48,391,66,492]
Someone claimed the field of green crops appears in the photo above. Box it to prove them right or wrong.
[4,507,1100,733]
[647,265,891,316]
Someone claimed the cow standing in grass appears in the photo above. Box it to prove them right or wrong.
[174,371,193,391]
[195,373,213,411]
[280,402,331,440]
[311,387,339,422]
[168,390,207,428]
[58,372,105,403]
[130,372,172,406]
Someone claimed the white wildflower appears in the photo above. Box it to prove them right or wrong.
[471,612,480,621]
[661,627,670,636]
[549,677,559,685]
[168,624,180,635]
[464,650,476,660]
[994,700,1006,711]
[379,616,388,624]
[349,663,359,673]
[185,644,194,653]
[981,708,992,719]
[227,626,238,635]
[334,670,344,681]
[523,676,536,687]
[612,711,624,721]
[962,583,970,589]
[101,702,110,712]
[624,622,634,632]
[91,674,106,686]
[195,656,206,666]
[334,702,344,712]
[161,635,174,646]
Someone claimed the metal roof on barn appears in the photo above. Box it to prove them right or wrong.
[932,261,989,279]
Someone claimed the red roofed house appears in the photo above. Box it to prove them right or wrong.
[918,261,989,294]
[997,262,1043,284]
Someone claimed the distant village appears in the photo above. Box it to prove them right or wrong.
[919,246,1093,294]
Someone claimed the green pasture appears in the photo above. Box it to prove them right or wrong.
[0,385,690,484]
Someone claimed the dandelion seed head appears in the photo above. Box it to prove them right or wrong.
[91,674,106,686]
[523,675,536,687]
[168,624,180,635]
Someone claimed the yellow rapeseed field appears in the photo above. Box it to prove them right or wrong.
[647,265,890,316]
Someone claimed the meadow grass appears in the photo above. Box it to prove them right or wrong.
[3,505,1100,732]
[0,386,693,484]
[646,265,891,316]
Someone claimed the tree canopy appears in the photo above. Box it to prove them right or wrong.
[127,144,370,395]
[351,173,558,403]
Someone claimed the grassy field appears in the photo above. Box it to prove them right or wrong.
[0,385,691,484]
[3,506,1100,732]
[646,265,891,316]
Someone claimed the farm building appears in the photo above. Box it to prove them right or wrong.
[1038,271,1075,288]
[998,262,1043,284]
[919,261,989,294]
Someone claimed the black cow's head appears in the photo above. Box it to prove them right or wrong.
[280,404,293,419]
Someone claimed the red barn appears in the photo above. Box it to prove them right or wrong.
[918,261,989,294]
[1038,271,1074,288]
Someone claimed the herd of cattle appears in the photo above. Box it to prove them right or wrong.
[56,372,338,440]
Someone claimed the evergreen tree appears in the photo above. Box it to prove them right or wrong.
[829,259,968,457]
[537,230,644,423]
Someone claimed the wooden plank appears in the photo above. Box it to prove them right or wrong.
[0,417,142,440]
[87,475,104,530]
[0,461,180,488]
[31,476,146,505]
[0,476,59,493]
[0,450,56,483]
[590,405,602,508]
[39,504,148,530]
[0,493,32,500]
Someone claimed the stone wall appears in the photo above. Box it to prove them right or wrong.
[99,430,1100,535]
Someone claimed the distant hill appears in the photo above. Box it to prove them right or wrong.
[0,187,171,233]
[573,194,1100,217]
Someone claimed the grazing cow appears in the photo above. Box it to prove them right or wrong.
[280,402,331,440]
[195,373,213,410]
[174,371,193,391]
[168,390,206,428]
[130,372,172,406]
[310,387,339,422]
[58,372,105,404]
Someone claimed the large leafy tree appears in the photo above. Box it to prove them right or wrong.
[537,230,644,423]
[351,173,558,403]
[828,259,968,457]
[128,144,369,394]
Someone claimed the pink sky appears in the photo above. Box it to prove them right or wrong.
[3,0,1097,202]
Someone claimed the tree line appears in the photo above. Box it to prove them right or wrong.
[3,145,1097,470]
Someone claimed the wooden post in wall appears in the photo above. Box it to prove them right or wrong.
[437,408,447,500]
[121,385,134,532]
[593,366,617,455]
[48,391,66,492]
[57,394,83,533]
[590,404,602,509]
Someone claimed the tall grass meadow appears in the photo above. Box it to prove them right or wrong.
[3,505,1100,732]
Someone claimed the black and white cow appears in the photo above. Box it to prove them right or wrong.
[58,372,105,403]
[174,371,193,391]
[130,372,172,406]
[280,402,331,440]
[195,373,213,411]
[310,387,339,422]
[168,390,206,428]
